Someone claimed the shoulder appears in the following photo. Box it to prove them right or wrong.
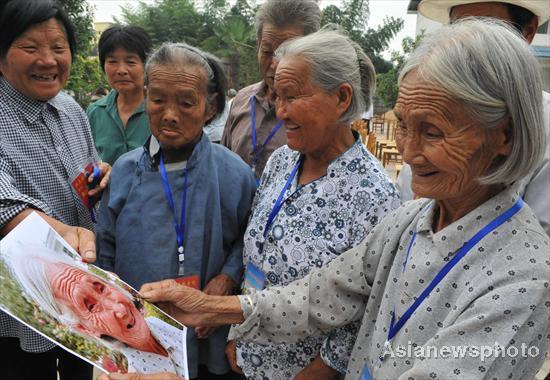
[210,143,254,176]
[112,147,145,174]
[232,82,263,104]
[263,145,295,174]
[50,92,89,124]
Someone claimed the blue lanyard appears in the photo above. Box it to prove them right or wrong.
[263,158,302,238]
[386,197,523,345]
[250,96,284,167]
[159,152,189,275]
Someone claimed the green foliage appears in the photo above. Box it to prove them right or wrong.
[61,0,96,54]
[321,0,403,75]
[65,55,109,110]
[375,34,424,108]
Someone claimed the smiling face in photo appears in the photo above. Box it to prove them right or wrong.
[47,264,151,350]
[0,18,71,101]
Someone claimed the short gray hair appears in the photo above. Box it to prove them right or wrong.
[255,0,321,40]
[275,29,376,125]
[399,18,545,186]
[145,42,227,120]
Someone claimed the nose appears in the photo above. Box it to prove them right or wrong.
[37,48,56,66]
[398,131,425,166]
[275,99,288,121]
[162,105,179,126]
[116,63,128,76]
[103,296,129,319]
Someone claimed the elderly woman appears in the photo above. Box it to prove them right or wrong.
[96,43,256,379]
[5,245,187,377]
[0,0,110,379]
[107,19,549,380]
[87,25,152,166]
[222,30,400,379]
[222,0,321,182]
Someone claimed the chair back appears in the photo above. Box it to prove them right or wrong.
[366,131,377,154]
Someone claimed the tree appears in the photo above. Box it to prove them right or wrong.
[376,34,424,108]
[321,0,403,74]
[61,0,107,109]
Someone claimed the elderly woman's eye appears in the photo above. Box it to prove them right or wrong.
[92,281,105,294]
[22,46,37,53]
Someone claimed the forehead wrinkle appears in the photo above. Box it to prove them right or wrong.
[397,86,458,122]
[148,66,206,91]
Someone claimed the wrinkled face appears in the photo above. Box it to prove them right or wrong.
[258,23,304,91]
[48,264,151,349]
[274,56,346,155]
[0,18,71,101]
[450,2,511,22]
[146,64,216,152]
[394,70,510,201]
[104,47,145,94]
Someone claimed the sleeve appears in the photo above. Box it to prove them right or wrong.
[96,182,116,271]
[220,100,236,149]
[229,233,381,344]
[0,149,49,228]
[221,168,258,284]
[321,160,401,373]
[398,280,550,380]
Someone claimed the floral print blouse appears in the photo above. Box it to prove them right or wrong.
[235,137,400,378]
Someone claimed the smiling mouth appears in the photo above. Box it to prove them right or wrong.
[32,74,57,82]
[285,125,299,131]
[415,171,438,177]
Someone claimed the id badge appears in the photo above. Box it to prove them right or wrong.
[70,159,98,208]
[244,262,266,291]
[175,273,200,290]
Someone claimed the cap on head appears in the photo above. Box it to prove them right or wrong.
[418,0,550,24]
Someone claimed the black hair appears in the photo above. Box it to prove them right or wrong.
[505,4,537,32]
[203,52,227,119]
[0,0,76,60]
[98,25,152,71]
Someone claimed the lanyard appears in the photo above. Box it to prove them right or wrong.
[263,158,302,238]
[385,197,523,347]
[250,96,284,168]
[159,152,189,276]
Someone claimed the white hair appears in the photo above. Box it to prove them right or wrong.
[399,18,545,185]
[275,29,376,125]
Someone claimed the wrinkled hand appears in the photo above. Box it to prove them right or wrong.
[194,274,236,338]
[225,340,243,375]
[294,355,339,380]
[98,372,183,380]
[60,224,96,262]
[140,279,209,327]
[88,161,111,197]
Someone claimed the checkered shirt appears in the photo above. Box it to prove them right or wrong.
[0,77,98,352]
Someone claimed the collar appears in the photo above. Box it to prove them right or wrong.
[97,90,146,115]
[415,185,521,237]
[0,76,67,124]
[144,133,210,170]
[253,81,275,113]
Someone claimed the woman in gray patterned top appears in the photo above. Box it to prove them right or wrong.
[106,19,548,380]
[0,0,110,379]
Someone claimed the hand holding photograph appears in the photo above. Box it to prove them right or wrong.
[0,212,188,379]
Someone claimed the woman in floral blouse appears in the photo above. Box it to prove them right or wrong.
[223,29,400,379]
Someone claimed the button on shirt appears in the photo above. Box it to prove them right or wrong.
[86,90,150,165]
[231,186,550,380]
[0,76,98,352]
[221,81,286,178]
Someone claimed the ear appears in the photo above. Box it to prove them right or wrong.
[521,17,539,43]
[494,117,513,157]
[205,93,219,122]
[335,83,353,118]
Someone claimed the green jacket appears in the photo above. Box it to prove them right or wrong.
[86,90,150,165]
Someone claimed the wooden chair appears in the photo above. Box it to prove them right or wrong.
[385,120,398,140]
[352,119,369,144]
[382,147,402,167]
[366,131,376,155]
[371,116,385,134]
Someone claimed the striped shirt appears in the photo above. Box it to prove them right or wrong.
[0,76,98,352]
